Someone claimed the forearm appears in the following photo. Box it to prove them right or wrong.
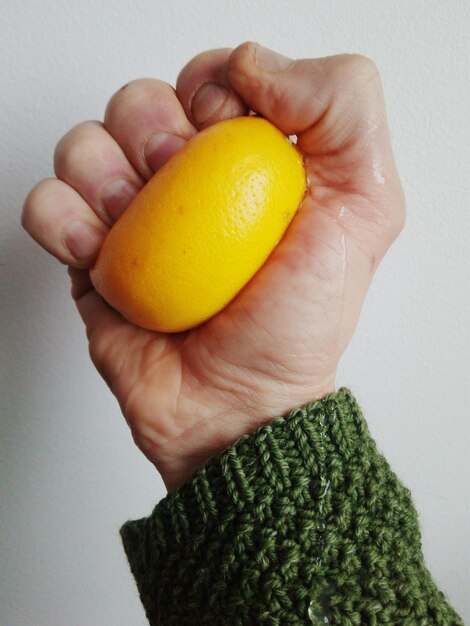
[120,389,463,625]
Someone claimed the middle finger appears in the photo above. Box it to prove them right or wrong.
[104,78,197,180]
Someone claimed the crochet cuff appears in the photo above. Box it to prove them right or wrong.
[120,388,462,625]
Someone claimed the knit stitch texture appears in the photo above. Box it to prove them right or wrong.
[120,388,463,625]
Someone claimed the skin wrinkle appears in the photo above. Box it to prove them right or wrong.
[180,339,255,413]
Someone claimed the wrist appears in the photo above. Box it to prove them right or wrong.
[157,373,337,492]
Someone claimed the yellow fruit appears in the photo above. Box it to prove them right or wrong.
[91,116,306,332]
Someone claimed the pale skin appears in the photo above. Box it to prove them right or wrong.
[22,43,405,492]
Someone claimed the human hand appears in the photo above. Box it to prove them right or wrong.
[22,43,405,491]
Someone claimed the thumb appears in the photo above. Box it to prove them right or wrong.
[227,42,392,162]
[227,42,405,242]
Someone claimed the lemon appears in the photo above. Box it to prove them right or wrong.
[91,116,306,332]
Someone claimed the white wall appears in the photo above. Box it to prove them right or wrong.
[1,0,469,623]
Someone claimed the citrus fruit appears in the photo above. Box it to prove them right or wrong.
[91,116,306,332]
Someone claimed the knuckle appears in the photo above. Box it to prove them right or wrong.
[179,47,229,76]
[88,328,122,392]
[390,204,407,239]
[21,184,39,230]
[88,336,100,364]
[232,42,248,72]
[343,53,379,77]
[233,41,256,61]
[21,178,52,231]
[105,78,146,113]
[105,78,172,122]
[54,120,101,176]
[386,185,407,240]
[88,327,108,369]
[377,202,406,245]
[348,53,377,69]
[330,53,380,88]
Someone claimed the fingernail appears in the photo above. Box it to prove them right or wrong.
[63,220,104,260]
[101,178,140,221]
[144,133,187,172]
[254,45,293,72]
[191,83,229,125]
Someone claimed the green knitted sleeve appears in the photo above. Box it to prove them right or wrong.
[120,388,463,625]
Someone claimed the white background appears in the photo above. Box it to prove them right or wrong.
[1,0,469,623]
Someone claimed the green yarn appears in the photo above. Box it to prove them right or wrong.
[120,389,463,625]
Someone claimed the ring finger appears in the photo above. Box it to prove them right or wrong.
[54,120,144,224]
